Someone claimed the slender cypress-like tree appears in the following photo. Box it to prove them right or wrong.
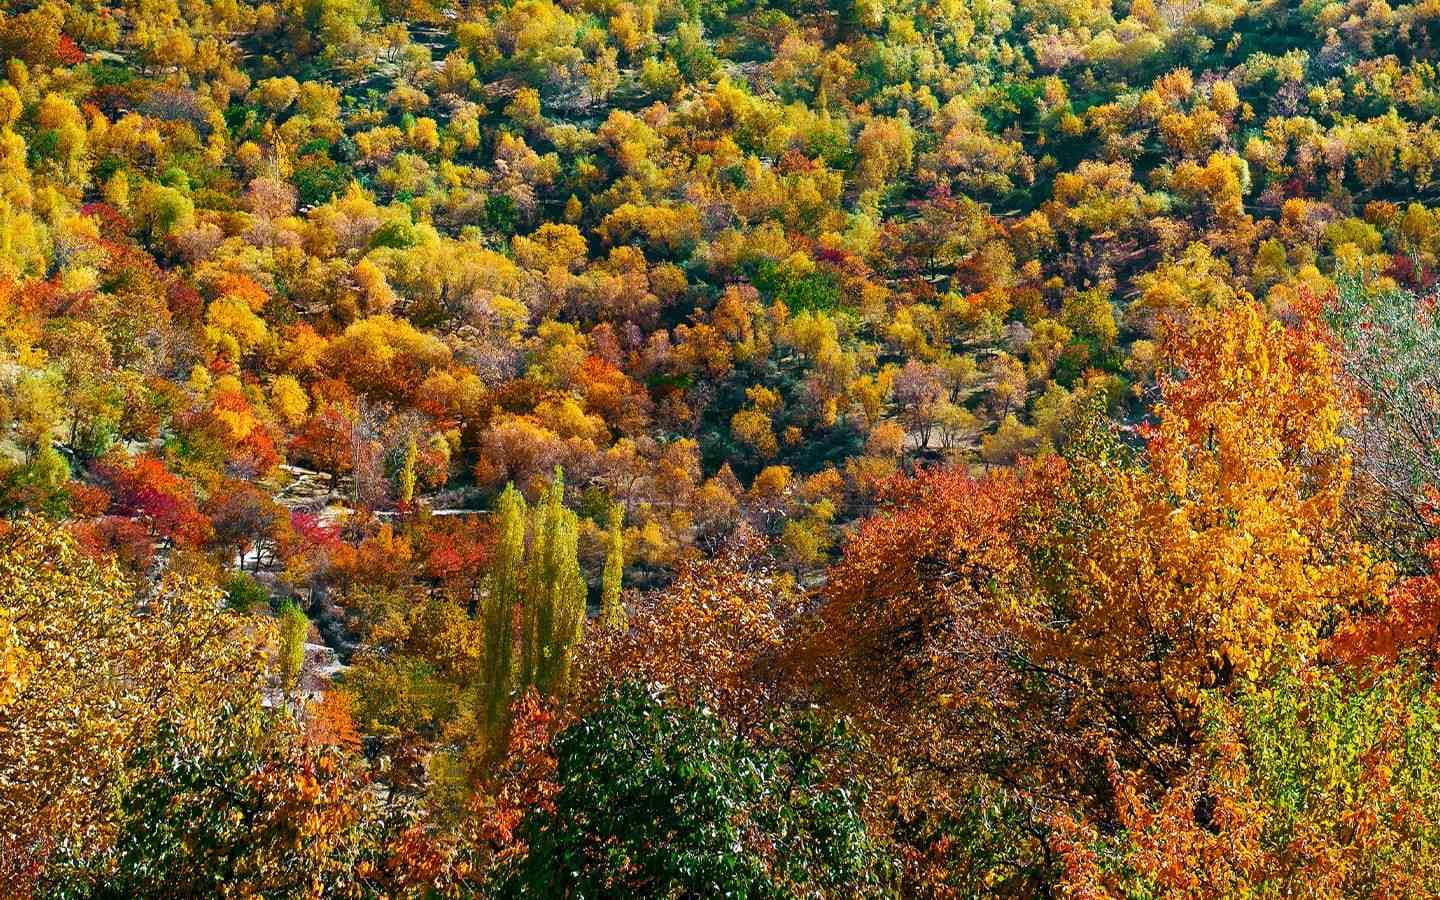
[397,434,417,506]
[545,499,586,696]
[483,483,526,743]
[520,469,586,697]
[481,469,588,754]
[599,503,626,633]
[277,601,308,697]
[519,483,550,693]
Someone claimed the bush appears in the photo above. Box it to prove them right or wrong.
[485,194,518,235]
[223,571,268,612]
[368,218,418,250]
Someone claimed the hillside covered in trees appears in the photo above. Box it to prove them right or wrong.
[6,0,1440,894]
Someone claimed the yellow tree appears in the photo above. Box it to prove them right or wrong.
[809,300,1391,890]
[1012,300,1389,784]
[598,503,626,633]
[0,517,269,887]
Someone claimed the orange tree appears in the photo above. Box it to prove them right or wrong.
[578,523,798,731]
[801,299,1391,892]
[1012,299,1387,779]
[1054,659,1440,898]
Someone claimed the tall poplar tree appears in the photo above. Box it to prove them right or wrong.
[484,469,589,754]
[482,483,527,743]
[397,434,417,506]
[520,469,586,697]
[278,602,308,698]
[599,503,626,633]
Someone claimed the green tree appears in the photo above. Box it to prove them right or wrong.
[223,571,268,613]
[278,602,308,695]
[599,503,626,633]
[480,472,587,751]
[495,682,891,898]
[519,468,586,698]
[482,483,526,746]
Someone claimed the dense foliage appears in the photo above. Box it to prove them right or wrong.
[8,0,1440,894]
[497,682,888,897]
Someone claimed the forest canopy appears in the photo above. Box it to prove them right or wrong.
[6,0,1440,894]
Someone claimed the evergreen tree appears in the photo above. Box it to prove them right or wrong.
[600,503,626,633]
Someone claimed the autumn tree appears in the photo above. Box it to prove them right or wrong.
[1056,661,1440,897]
[207,479,284,572]
[598,503,626,633]
[99,452,210,548]
[519,469,586,698]
[39,703,393,898]
[420,516,494,607]
[291,403,356,490]
[806,300,1390,889]
[1010,300,1385,784]
[397,434,417,506]
[0,518,267,890]
[278,601,309,697]
[585,525,795,728]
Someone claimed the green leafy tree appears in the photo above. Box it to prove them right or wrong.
[519,468,585,698]
[223,571,269,613]
[496,682,891,898]
[480,472,587,753]
[278,602,308,695]
[599,502,626,633]
[482,483,527,746]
